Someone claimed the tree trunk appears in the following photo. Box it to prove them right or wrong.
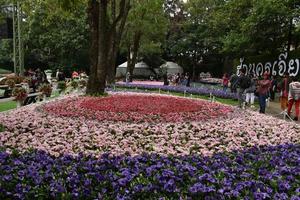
[86,0,131,94]
[107,0,131,85]
[86,0,99,94]
[95,0,109,93]
[127,31,142,81]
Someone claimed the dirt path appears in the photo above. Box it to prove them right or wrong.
[250,99,300,124]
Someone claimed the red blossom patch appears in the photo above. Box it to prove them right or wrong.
[42,94,233,123]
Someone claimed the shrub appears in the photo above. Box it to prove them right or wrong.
[12,87,27,101]
[71,80,79,89]
[0,76,24,85]
[79,79,87,88]
[57,81,67,91]
[38,84,52,97]
[4,79,15,88]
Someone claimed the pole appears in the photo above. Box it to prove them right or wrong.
[12,3,16,74]
[17,1,23,75]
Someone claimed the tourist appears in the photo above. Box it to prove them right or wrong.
[222,73,229,92]
[287,77,300,121]
[126,72,130,84]
[229,73,239,93]
[176,73,180,86]
[72,71,79,79]
[237,68,251,108]
[149,75,154,81]
[31,71,38,92]
[163,74,169,86]
[278,72,291,111]
[57,69,65,82]
[245,74,256,108]
[257,72,271,113]
[186,72,191,87]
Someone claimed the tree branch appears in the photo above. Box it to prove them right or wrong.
[111,0,130,28]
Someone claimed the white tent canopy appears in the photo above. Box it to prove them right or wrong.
[116,61,155,77]
[160,62,184,75]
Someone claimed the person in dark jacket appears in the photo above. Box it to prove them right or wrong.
[229,73,239,93]
[245,74,256,108]
[237,69,251,108]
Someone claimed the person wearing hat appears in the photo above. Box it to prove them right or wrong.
[257,72,271,113]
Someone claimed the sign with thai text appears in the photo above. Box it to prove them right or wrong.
[236,52,299,77]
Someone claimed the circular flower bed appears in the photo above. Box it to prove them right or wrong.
[0,98,299,157]
[0,93,300,199]
[42,94,233,123]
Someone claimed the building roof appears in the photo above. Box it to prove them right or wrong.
[160,62,183,69]
[118,61,149,69]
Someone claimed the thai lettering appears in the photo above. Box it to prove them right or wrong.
[236,52,299,77]
[278,52,287,76]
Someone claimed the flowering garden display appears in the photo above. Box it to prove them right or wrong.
[42,94,232,123]
[0,93,300,199]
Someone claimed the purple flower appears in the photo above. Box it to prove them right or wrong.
[254,192,270,199]
[163,179,176,193]
[118,178,129,187]
[273,193,289,200]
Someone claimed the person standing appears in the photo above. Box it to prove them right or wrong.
[185,73,191,87]
[222,73,229,92]
[279,72,291,111]
[126,72,131,84]
[245,74,256,108]
[237,69,251,108]
[257,72,271,113]
[287,77,300,121]
[229,73,239,93]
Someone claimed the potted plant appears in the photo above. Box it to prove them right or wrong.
[57,81,67,94]
[12,87,28,107]
[39,83,53,101]
[5,79,15,89]
[79,79,87,88]
[71,80,79,89]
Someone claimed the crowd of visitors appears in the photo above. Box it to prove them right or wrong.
[24,68,49,92]
[223,69,300,121]
[163,73,191,87]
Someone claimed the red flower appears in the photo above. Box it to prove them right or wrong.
[42,94,233,123]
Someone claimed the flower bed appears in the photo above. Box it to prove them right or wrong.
[0,95,299,157]
[0,144,299,199]
[41,94,233,123]
[115,82,238,99]
[0,93,300,198]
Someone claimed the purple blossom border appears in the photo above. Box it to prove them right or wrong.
[0,144,299,199]
[114,83,238,100]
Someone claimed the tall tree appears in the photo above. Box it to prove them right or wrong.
[21,0,89,70]
[56,0,130,94]
[86,0,130,94]
[121,0,167,80]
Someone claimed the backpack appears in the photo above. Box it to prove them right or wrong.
[239,75,251,89]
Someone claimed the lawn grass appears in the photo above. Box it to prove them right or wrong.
[0,101,17,112]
